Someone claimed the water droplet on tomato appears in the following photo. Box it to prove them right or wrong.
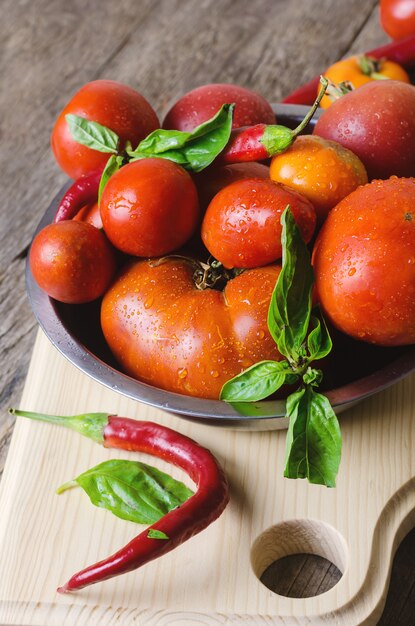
[144,296,154,309]
[348,267,356,276]
[211,370,219,378]
[178,368,188,379]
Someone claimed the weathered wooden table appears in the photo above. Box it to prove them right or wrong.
[1,0,414,623]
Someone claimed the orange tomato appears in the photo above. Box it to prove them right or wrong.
[269,135,368,223]
[320,54,410,108]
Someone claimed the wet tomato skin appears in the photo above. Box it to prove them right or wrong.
[201,178,316,268]
[162,83,276,132]
[101,259,282,399]
[194,162,270,211]
[380,0,415,39]
[269,135,368,224]
[30,221,117,304]
[100,158,200,257]
[313,177,415,346]
[51,80,159,180]
[314,80,415,180]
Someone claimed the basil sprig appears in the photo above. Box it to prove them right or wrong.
[57,459,193,524]
[220,207,341,487]
[126,103,234,172]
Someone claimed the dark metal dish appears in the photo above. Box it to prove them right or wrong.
[25,105,415,429]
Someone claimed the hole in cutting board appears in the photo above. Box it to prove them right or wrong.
[251,519,348,598]
[260,553,342,597]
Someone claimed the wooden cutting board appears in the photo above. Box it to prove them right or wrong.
[0,329,414,625]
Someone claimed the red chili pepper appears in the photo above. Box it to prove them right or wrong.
[282,34,415,105]
[54,165,104,223]
[218,77,328,165]
[9,409,229,592]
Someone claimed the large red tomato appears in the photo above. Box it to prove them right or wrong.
[100,158,200,257]
[313,177,415,346]
[51,80,159,179]
[101,259,282,399]
[201,178,316,268]
[380,0,415,39]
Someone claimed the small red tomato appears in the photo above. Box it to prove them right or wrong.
[380,0,415,40]
[30,221,117,304]
[194,162,270,211]
[163,83,275,131]
[313,177,415,346]
[73,202,103,229]
[51,80,159,180]
[100,158,200,257]
[201,178,316,268]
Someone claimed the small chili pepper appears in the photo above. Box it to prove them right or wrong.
[54,165,105,223]
[282,33,415,105]
[9,409,229,592]
[218,76,328,164]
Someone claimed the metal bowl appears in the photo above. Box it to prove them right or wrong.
[26,105,415,430]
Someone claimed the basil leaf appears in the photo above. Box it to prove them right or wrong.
[65,114,119,153]
[133,129,191,153]
[307,310,332,361]
[268,207,314,363]
[147,529,169,540]
[98,155,124,205]
[220,360,297,402]
[284,386,341,487]
[128,104,234,172]
[57,459,193,524]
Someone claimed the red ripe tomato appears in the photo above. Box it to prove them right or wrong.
[201,178,316,268]
[101,258,282,399]
[313,177,415,346]
[380,0,415,40]
[195,162,270,211]
[162,83,276,131]
[73,202,102,229]
[51,80,159,180]
[29,221,117,304]
[100,158,200,257]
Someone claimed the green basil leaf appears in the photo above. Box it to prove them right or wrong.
[267,206,314,363]
[127,104,234,172]
[302,367,323,387]
[147,529,169,540]
[57,459,193,524]
[220,360,297,402]
[284,386,341,487]
[65,114,119,153]
[307,309,332,361]
[98,155,124,205]
[132,129,191,154]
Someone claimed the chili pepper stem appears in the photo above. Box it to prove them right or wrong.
[291,76,328,138]
[9,409,110,444]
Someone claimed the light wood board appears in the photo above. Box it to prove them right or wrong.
[0,329,414,625]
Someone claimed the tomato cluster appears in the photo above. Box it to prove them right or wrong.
[30,75,415,399]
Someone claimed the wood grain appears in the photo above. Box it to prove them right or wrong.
[1,0,415,623]
[1,331,415,625]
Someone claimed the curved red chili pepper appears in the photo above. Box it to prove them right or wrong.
[9,410,229,592]
[54,165,104,223]
[282,33,415,105]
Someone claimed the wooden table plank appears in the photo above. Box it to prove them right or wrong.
[1,0,414,622]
